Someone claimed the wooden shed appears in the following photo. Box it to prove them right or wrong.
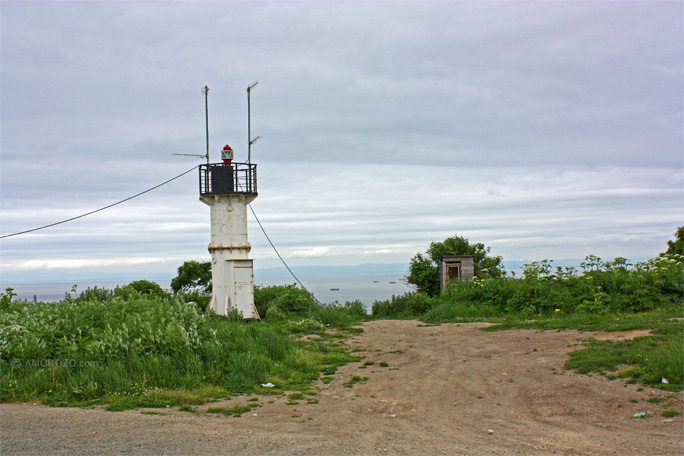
[439,255,475,292]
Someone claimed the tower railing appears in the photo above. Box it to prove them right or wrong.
[199,163,258,196]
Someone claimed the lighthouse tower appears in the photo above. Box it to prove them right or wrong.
[199,145,259,319]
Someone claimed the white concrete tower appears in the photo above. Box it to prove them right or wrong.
[199,145,259,319]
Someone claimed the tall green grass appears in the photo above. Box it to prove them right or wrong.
[0,286,360,409]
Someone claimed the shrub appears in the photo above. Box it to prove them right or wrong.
[342,300,366,317]
[121,280,168,298]
[372,293,412,318]
[177,290,211,313]
[255,284,317,319]
[74,286,115,303]
[406,293,434,315]
[310,301,366,328]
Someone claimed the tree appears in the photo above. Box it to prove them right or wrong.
[171,260,212,294]
[406,253,441,297]
[663,226,684,257]
[407,235,504,296]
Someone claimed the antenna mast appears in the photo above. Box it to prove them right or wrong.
[203,85,210,164]
[247,81,261,164]
[171,86,212,162]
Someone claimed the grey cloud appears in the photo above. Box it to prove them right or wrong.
[1,1,681,282]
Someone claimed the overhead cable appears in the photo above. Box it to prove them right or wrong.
[248,203,323,306]
[0,165,198,239]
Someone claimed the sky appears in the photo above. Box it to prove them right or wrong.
[1,1,682,286]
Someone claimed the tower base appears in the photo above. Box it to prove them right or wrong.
[209,259,260,320]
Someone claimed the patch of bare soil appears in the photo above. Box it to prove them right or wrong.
[591,329,653,341]
[1,321,682,455]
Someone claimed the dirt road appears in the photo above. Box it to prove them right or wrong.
[1,321,682,455]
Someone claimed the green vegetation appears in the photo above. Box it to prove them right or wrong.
[343,375,369,388]
[407,235,504,296]
[374,229,684,391]
[170,260,212,294]
[254,284,366,329]
[663,226,683,256]
[169,261,213,311]
[0,283,364,410]
[2,227,682,412]
[207,404,256,417]
[562,317,682,391]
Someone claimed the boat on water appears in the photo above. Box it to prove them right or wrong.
[389,281,397,284]
[330,288,340,291]
[372,281,379,283]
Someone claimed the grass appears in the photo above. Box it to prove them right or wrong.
[484,307,683,333]
[0,289,364,410]
[3,265,682,415]
[480,308,684,392]
[207,404,256,417]
[343,376,368,388]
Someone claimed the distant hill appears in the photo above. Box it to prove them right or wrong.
[255,263,410,278]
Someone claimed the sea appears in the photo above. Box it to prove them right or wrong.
[4,269,413,312]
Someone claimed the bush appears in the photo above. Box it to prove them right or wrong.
[341,300,366,317]
[177,290,211,313]
[74,286,115,303]
[75,281,170,303]
[309,301,366,328]
[372,293,412,318]
[406,293,434,315]
[124,280,167,297]
[255,284,317,319]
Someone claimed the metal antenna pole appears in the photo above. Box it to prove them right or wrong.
[247,81,258,164]
[202,86,210,164]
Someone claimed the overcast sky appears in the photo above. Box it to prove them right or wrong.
[1,1,682,284]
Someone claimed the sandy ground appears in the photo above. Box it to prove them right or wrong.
[1,320,682,456]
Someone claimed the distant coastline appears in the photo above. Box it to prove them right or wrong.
[2,257,653,306]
